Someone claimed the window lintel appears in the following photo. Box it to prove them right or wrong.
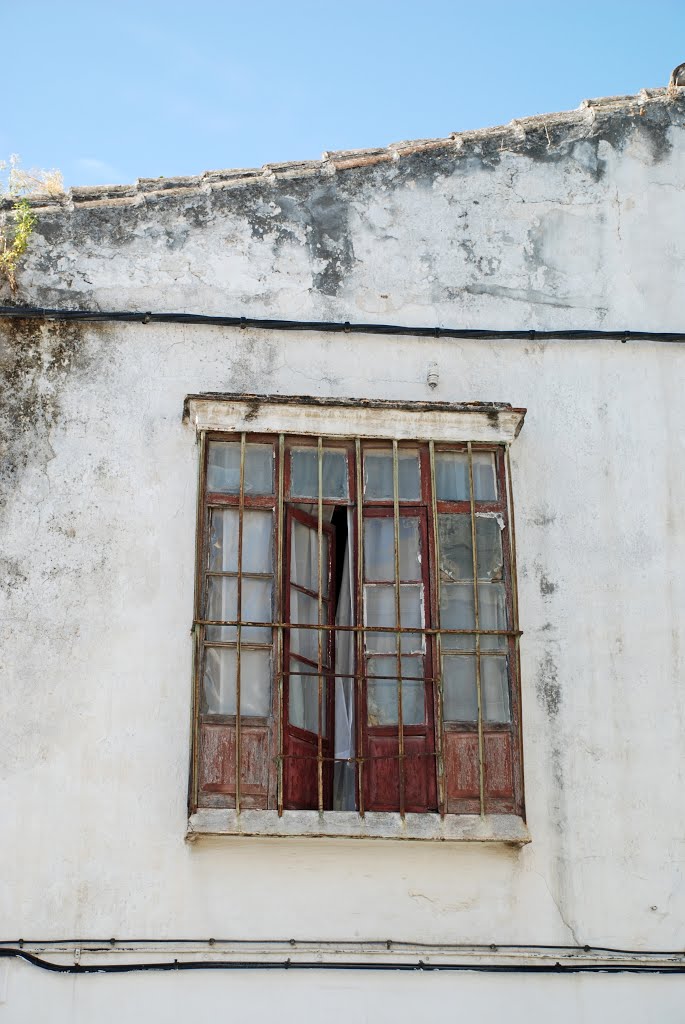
[183,394,526,444]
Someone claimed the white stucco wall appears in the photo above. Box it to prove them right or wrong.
[1,89,684,1019]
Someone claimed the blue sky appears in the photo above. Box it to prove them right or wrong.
[4,1,684,187]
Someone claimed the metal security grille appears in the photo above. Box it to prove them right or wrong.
[191,433,523,819]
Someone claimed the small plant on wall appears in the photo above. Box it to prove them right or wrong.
[0,155,63,291]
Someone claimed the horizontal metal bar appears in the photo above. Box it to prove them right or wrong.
[275,752,439,763]
[2,305,684,344]
[196,619,521,636]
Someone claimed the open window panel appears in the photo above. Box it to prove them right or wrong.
[193,432,524,820]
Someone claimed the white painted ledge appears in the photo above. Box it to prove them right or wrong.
[187,809,530,844]
[183,394,526,444]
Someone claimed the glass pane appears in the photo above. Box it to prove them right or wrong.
[473,453,497,501]
[202,647,271,716]
[208,509,273,574]
[440,582,475,650]
[435,452,497,501]
[207,442,273,495]
[288,662,327,735]
[289,588,328,666]
[290,449,348,499]
[364,584,422,653]
[367,656,425,725]
[443,655,477,721]
[475,516,503,581]
[435,453,469,502]
[439,514,504,582]
[364,517,421,581]
[291,518,329,597]
[363,450,420,501]
[479,582,508,651]
[440,582,507,651]
[482,655,510,723]
[438,514,473,581]
[206,577,272,642]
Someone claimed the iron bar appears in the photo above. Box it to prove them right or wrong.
[355,438,365,816]
[317,437,324,814]
[429,441,446,816]
[235,433,246,813]
[505,443,525,814]
[276,751,439,763]
[190,429,207,811]
[467,441,486,817]
[276,434,285,816]
[195,619,521,637]
[392,440,406,818]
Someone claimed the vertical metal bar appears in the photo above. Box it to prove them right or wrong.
[505,446,520,634]
[392,440,406,818]
[467,442,485,817]
[235,433,246,814]
[429,441,446,817]
[276,434,285,816]
[355,438,365,817]
[505,443,524,811]
[190,429,207,812]
[317,437,324,814]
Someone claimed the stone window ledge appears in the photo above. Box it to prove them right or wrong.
[187,809,530,844]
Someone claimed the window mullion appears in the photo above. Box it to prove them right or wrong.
[467,440,485,817]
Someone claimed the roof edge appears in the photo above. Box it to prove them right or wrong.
[2,86,684,213]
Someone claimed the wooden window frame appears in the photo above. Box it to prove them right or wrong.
[191,434,524,824]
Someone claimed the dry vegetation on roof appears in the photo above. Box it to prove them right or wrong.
[0,155,63,291]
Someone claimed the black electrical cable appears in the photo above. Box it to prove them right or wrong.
[0,949,683,976]
[2,939,684,956]
[0,305,684,343]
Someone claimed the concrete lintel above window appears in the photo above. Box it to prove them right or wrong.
[183,394,526,444]
[187,810,531,845]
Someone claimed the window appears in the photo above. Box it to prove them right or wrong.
[187,396,526,840]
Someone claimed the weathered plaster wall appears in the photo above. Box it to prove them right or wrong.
[1,90,685,1019]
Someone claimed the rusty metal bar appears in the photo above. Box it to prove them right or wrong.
[196,618,520,637]
[200,662,503,680]
[392,440,406,818]
[317,437,324,814]
[276,434,285,816]
[429,441,446,816]
[467,441,485,817]
[355,438,365,817]
[281,750,439,763]
[190,429,207,812]
[505,443,524,812]
[235,433,247,814]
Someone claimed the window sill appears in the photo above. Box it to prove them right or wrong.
[187,809,530,845]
